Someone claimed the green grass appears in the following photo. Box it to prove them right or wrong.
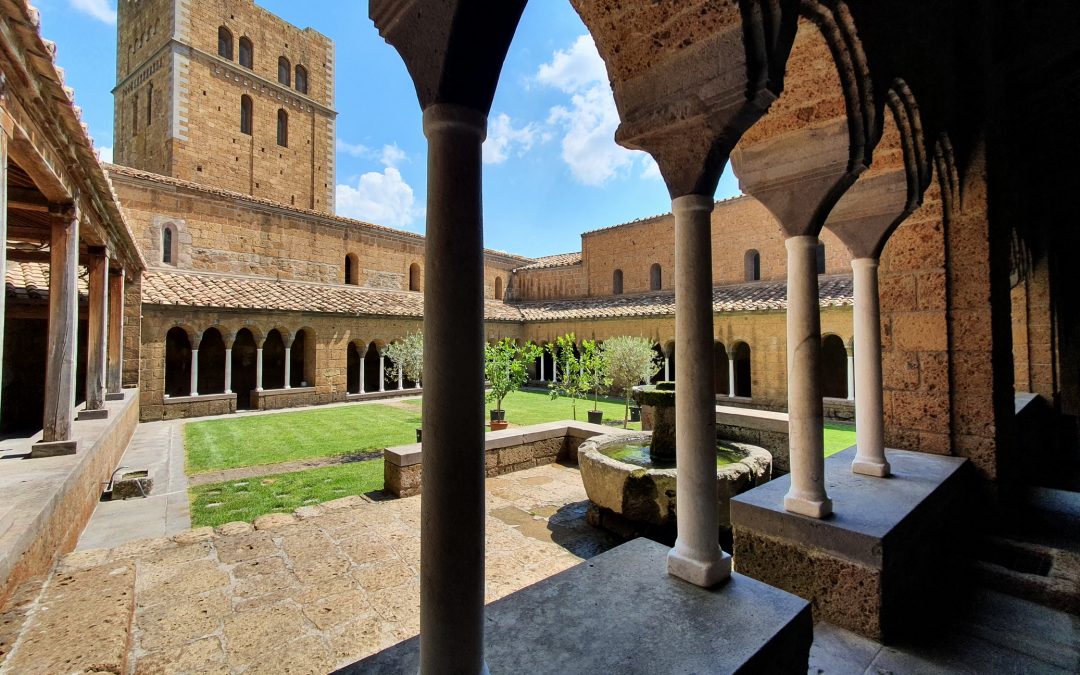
[824,422,857,456]
[402,388,643,431]
[184,403,421,474]
[188,460,383,527]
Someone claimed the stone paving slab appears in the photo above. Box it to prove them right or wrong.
[1,463,603,674]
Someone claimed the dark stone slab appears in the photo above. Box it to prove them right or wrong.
[731,447,968,567]
[77,409,109,421]
[29,440,78,458]
[340,538,812,675]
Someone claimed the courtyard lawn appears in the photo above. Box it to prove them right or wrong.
[402,388,644,431]
[185,403,421,474]
[188,460,384,527]
[824,422,857,456]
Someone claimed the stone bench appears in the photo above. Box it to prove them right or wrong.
[383,420,623,498]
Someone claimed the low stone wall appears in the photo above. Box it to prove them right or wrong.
[0,389,140,608]
[715,405,793,473]
[384,421,615,498]
[157,392,236,421]
[714,396,856,423]
[346,387,422,403]
[252,387,317,411]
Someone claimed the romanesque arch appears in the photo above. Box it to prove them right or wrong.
[732,341,753,398]
[263,329,287,390]
[409,262,421,291]
[364,341,385,393]
[347,340,364,394]
[165,326,192,397]
[198,327,227,395]
[291,327,316,387]
[821,333,849,398]
[232,328,258,409]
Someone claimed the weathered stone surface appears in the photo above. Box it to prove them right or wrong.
[252,512,297,530]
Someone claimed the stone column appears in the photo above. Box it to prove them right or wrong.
[397,364,404,390]
[358,348,366,394]
[105,270,125,399]
[255,347,264,391]
[420,103,488,674]
[189,344,199,397]
[663,352,671,381]
[728,351,736,398]
[851,257,890,476]
[539,355,545,382]
[284,346,292,389]
[34,205,80,456]
[79,248,109,420]
[224,346,233,394]
[846,349,855,400]
[783,236,833,518]
[378,352,386,392]
[669,195,730,587]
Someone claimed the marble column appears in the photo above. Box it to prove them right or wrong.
[851,257,890,476]
[358,349,366,394]
[105,270,125,398]
[224,346,233,394]
[420,103,487,674]
[728,352,736,398]
[669,195,730,587]
[783,236,832,518]
[397,364,404,390]
[284,346,292,389]
[663,353,670,381]
[539,355,545,382]
[255,347,264,391]
[79,248,109,419]
[378,353,386,392]
[35,205,80,455]
[846,348,855,401]
[189,346,199,397]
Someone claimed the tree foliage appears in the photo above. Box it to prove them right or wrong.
[485,338,541,412]
[383,333,423,385]
[546,333,590,420]
[602,336,663,428]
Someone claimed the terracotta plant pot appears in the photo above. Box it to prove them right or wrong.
[490,420,509,431]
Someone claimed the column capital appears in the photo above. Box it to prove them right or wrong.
[671,194,715,215]
[422,104,487,140]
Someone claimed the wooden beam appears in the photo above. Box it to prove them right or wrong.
[7,186,50,212]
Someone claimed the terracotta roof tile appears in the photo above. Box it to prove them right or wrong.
[514,252,583,271]
[6,261,89,302]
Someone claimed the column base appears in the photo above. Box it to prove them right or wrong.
[852,456,891,477]
[783,493,833,519]
[30,440,78,458]
[667,545,732,588]
[77,408,109,421]
[105,392,125,401]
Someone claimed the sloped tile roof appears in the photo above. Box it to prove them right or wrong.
[5,261,89,302]
[512,275,853,321]
[515,252,583,271]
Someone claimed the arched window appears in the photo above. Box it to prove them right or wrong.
[821,335,849,398]
[278,56,291,86]
[409,263,421,291]
[816,242,826,275]
[295,65,308,94]
[162,225,174,265]
[494,277,504,300]
[650,263,662,291]
[146,83,153,126]
[613,269,623,295]
[276,109,288,147]
[744,249,761,281]
[240,95,253,135]
[345,253,359,285]
[238,36,253,69]
[218,27,233,60]
[733,342,752,397]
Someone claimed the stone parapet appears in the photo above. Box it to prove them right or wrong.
[157,391,237,421]
[251,386,317,411]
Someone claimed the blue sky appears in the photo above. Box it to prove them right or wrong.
[44,0,741,258]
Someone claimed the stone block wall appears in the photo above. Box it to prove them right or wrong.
[162,394,237,419]
[251,387,316,411]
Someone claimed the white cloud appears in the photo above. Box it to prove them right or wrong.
[335,167,421,229]
[483,113,541,165]
[70,0,116,24]
[639,156,662,181]
[97,146,113,164]
[380,143,407,168]
[336,139,370,158]
[535,35,652,187]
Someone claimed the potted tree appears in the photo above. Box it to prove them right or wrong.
[384,332,424,441]
[484,338,540,430]
[602,336,663,428]
[547,334,588,421]
[581,339,611,425]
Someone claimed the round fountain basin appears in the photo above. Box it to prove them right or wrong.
[578,432,772,529]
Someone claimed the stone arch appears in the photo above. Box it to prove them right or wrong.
[165,327,192,398]
[217,26,233,60]
[295,64,309,94]
[198,327,227,395]
[612,269,623,295]
[714,341,730,396]
[232,328,258,409]
[409,262,422,291]
[732,341,752,398]
[278,56,291,86]
[277,108,289,147]
[494,276,504,300]
[161,223,176,265]
[292,327,316,387]
[363,341,386,393]
[263,329,287,390]
[744,250,760,281]
[650,263,662,291]
[345,252,359,285]
[347,340,365,394]
[238,36,253,69]
[821,333,849,398]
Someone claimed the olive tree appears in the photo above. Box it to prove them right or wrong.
[602,336,663,428]
[383,333,423,387]
[485,338,541,415]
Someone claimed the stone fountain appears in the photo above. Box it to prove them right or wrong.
[578,383,772,537]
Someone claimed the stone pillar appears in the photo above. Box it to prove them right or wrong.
[783,236,833,518]
[669,195,730,587]
[189,345,199,397]
[224,347,233,394]
[663,353,671,381]
[728,352,736,398]
[420,104,488,675]
[358,348,366,394]
[851,257,890,477]
[378,353,386,392]
[79,248,109,420]
[34,205,80,456]
[105,270,125,399]
[539,355,545,382]
[846,349,855,400]
[398,364,404,390]
[284,346,292,389]
[255,348,264,391]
